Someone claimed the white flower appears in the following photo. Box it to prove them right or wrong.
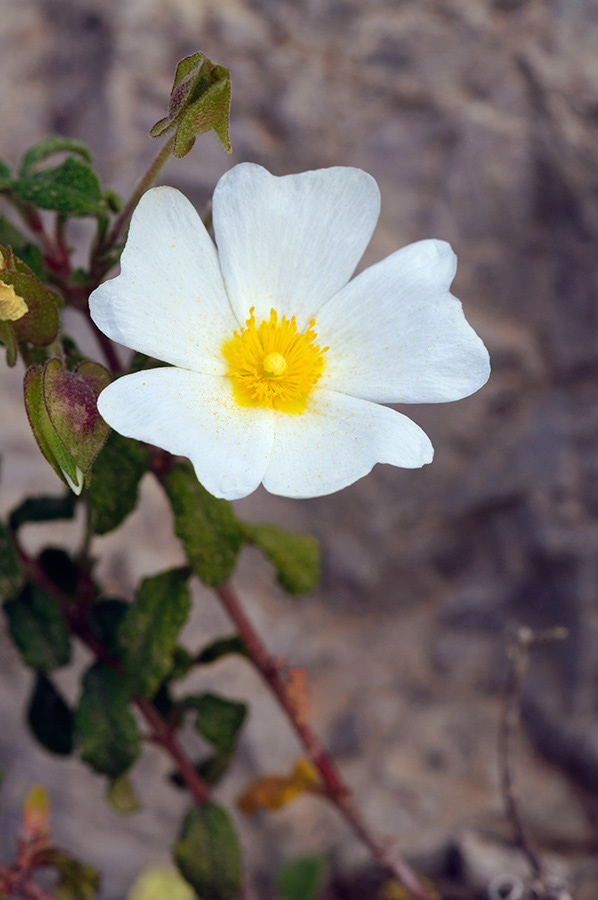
[89,164,489,500]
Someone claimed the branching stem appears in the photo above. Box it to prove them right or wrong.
[0,863,58,900]
[216,581,435,900]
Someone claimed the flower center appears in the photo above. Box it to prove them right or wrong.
[222,307,327,413]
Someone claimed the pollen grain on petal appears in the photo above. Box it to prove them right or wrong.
[222,307,327,413]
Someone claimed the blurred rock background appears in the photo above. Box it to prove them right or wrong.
[1,0,598,897]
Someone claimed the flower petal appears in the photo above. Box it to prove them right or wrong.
[90,187,236,374]
[212,163,381,327]
[262,389,433,498]
[97,368,273,500]
[316,240,490,403]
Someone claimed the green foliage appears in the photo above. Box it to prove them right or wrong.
[174,803,243,900]
[276,855,328,900]
[0,159,10,184]
[118,568,191,698]
[0,216,45,278]
[38,548,80,597]
[13,157,106,218]
[197,634,248,665]
[107,773,142,815]
[165,464,244,587]
[150,52,232,156]
[27,672,74,755]
[4,583,72,672]
[186,692,247,757]
[168,645,195,681]
[45,850,100,900]
[0,519,23,600]
[244,523,321,595]
[9,493,76,531]
[87,599,128,658]
[87,430,150,534]
[76,662,140,778]
[18,135,93,177]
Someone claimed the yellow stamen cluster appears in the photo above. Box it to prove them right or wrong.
[222,307,327,413]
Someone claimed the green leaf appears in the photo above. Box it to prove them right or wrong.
[118,568,191,698]
[27,673,74,755]
[169,645,194,681]
[197,634,248,665]
[107,773,142,815]
[87,599,128,658]
[174,803,243,900]
[87,430,150,534]
[165,463,244,587]
[0,519,23,600]
[13,157,105,217]
[44,850,100,900]
[76,662,140,777]
[0,159,11,183]
[9,493,76,531]
[150,52,232,156]
[244,523,320,595]
[276,855,328,900]
[19,135,93,177]
[38,548,80,597]
[185,692,247,756]
[4,583,71,672]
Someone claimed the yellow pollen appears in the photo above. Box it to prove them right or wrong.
[222,307,328,413]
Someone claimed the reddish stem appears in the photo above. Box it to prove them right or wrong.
[0,863,58,900]
[216,582,434,900]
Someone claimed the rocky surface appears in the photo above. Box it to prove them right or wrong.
[1,0,598,897]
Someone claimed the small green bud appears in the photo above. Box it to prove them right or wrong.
[150,51,232,157]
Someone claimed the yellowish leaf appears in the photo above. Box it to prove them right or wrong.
[238,756,321,815]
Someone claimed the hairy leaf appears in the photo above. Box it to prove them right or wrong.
[87,599,128,658]
[13,157,105,217]
[174,803,243,900]
[165,463,243,587]
[186,692,247,756]
[44,850,100,900]
[87,431,150,534]
[19,135,93,177]
[4,583,71,672]
[244,523,320,595]
[197,634,248,665]
[0,519,23,600]
[150,52,232,156]
[276,855,328,900]
[118,568,191,698]
[76,662,140,777]
[27,673,74,755]
[9,494,76,531]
